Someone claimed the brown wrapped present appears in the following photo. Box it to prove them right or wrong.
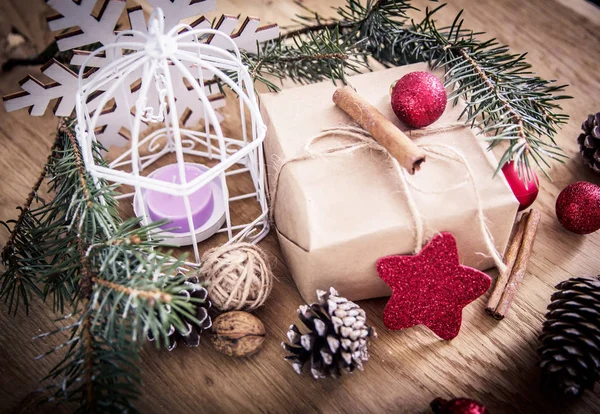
[260,63,519,302]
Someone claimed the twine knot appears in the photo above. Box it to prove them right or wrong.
[269,124,507,274]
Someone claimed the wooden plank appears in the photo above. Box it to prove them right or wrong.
[0,0,599,413]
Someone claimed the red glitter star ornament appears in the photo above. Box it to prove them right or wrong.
[376,232,491,340]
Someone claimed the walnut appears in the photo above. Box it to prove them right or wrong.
[210,311,265,357]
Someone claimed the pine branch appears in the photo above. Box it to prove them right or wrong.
[1,120,210,411]
[39,317,142,414]
[93,277,173,303]
[75,212,95,411]
[283,21,347,38]
[455,47,532,166]
[60,122,93,208]
[242,28,368,92]
[0,132,62,315]
[0,125,72,315]
[386,6,570,177]
[82,308,95,412]
[246,0,569,176]
[1,136,60,262]
[90,240,202,346]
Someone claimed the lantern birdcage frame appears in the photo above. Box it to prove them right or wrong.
[75,8,269,264]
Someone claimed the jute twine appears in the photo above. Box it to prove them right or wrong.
[269,124,507,274]
[198,242,273,312]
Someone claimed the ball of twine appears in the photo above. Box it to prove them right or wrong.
[198,242,273,312]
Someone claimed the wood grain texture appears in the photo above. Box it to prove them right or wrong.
[0,0,600,413]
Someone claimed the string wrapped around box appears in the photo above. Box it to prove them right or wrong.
[269,124,506,274]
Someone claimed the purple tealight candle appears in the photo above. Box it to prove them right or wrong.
[145,164,214,234]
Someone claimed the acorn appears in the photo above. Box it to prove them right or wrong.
[211,311,265,357]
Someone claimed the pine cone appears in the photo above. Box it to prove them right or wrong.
[538,276,600,397]
[148,276,212,351]
[282,287,376,379]
[577,113,600,174]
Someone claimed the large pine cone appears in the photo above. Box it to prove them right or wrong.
[282,287,376,379]
[148,276,212,351]
[577,113,600,174]
[538,276,600,396]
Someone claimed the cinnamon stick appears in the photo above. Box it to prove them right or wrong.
[485,212,529,315]
[332,86,427,174]
[493,209,542,320]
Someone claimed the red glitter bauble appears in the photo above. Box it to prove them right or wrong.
[376,233,491,340]
[390,71,447,128]
[555,181,600,234]
[431,397,489,414]
[501,161,539,211]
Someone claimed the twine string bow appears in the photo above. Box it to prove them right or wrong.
[269,124,507,274]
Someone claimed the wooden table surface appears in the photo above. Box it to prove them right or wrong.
[1,0,600,413]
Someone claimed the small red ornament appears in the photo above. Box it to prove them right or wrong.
[376,233,491,340]
[501,161,539,211]
[390,71,447,128]
[556,181,600,234]
[431,397,489,414]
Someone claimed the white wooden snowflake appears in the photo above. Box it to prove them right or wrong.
[3,0,279,149]
[3,59,81,116]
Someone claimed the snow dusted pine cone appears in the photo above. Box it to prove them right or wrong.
[147,276,212,351]
[282,287,376,379]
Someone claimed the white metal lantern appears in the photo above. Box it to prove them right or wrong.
[75,8,269,264]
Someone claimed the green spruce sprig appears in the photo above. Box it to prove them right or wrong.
[382,6,570,178]
[245,0,570,177]
[241,28,367,92]
[0,120,206,411]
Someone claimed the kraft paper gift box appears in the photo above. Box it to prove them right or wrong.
[260,63,519,302]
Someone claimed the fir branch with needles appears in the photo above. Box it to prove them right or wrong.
[0,120,208,411]
[244,0,570,177]
[237,28,368,92]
